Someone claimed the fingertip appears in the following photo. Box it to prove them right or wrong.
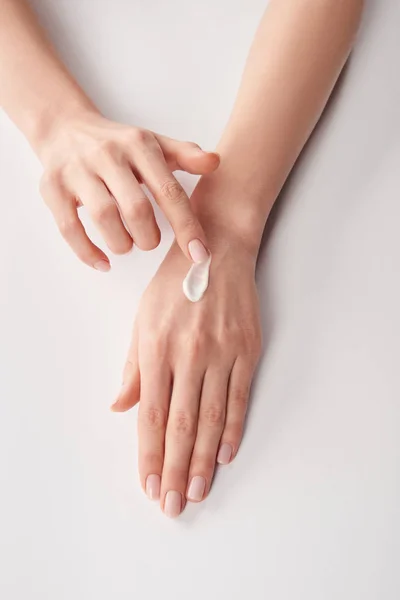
[111,364,140,412]
[110,392,126,412]
[175,147,220,175]
[216,443,233,465]
[110,401,122,412]
[189,151,220,174]
[206,151,221,170]
[110,395,139,412]
[188,238,210,263]
[94,259,111,272]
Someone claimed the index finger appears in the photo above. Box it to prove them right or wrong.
[134,151,209,263]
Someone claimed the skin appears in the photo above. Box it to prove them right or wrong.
[116,235,262,512]
[1,0,365,518]
[0,0,220,269]
[112,0,365,517]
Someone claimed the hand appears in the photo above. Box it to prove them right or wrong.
[37,111,219,271]
[112,226,262,517]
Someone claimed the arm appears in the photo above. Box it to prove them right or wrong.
[113,0,364,517]
[0,0,95,149]
[0,0,219,269]
[194,0,364,252]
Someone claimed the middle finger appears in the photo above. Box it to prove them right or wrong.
[160,366,204,518]
[103,161,161,251]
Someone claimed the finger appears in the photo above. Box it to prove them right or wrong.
[133,148,209,263]
[103,162,161,251]
[73,170,133,255]
[160,367,204,518]
[156,135,220,175]
[137,356,172,502]
[186,365,229,503]
[40,175,110,271]
[111,327,140,412]
[217,358,255,465]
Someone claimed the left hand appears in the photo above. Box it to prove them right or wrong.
[112,223,262,518]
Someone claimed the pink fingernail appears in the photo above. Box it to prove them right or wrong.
[188,239,209,263]
[146,474,161,501]
[94,260,111,272]
[187,476,206,502]
[217,443,232,465]
[164,491,182,518]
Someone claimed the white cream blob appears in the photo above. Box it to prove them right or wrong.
[182,254,212,302]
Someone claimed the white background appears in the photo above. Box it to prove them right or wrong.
[1,1,400,598]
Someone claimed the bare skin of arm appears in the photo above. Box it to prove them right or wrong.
[112,0,365,518]
[0,0,219,269]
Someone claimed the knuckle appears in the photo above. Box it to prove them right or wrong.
[160,180,186,205]
[244,328,262,359]
[229,385,249,411]
[58,216,78,239]
[92,203,117,225]
[140,405,167,432]
[201,404,225,428]
[90,140,118,163]
[39,170,60,198]
[130,128,152,145]
[99,139,117,155]
[125,199,152,222]
[170,409,196,437]
[185,333,209,362]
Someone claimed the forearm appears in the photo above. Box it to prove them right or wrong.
[0,0,97,153]
[194,0,364,253]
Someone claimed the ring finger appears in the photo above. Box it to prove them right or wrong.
[73,169,133,255]
[186,364,230,503]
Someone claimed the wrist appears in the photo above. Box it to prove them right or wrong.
[27,95,99,161]
[191,174,276,260]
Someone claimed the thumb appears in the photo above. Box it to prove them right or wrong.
[175,143,220,175]
[111,340,140,412]
[156,135,220,175]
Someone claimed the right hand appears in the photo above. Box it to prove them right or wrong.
[38,111,220,271]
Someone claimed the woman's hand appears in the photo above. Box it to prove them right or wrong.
[112,226,262,517]
[37,111,219,271]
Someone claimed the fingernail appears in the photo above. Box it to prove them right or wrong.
[188,239,209,263]
[164,491,182,518]
[109,388,124,411]
[193,147,214,155]
[146,474,161,501]
[217,443,232,465]
[187,476,206,502]
[94,260,111,272]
